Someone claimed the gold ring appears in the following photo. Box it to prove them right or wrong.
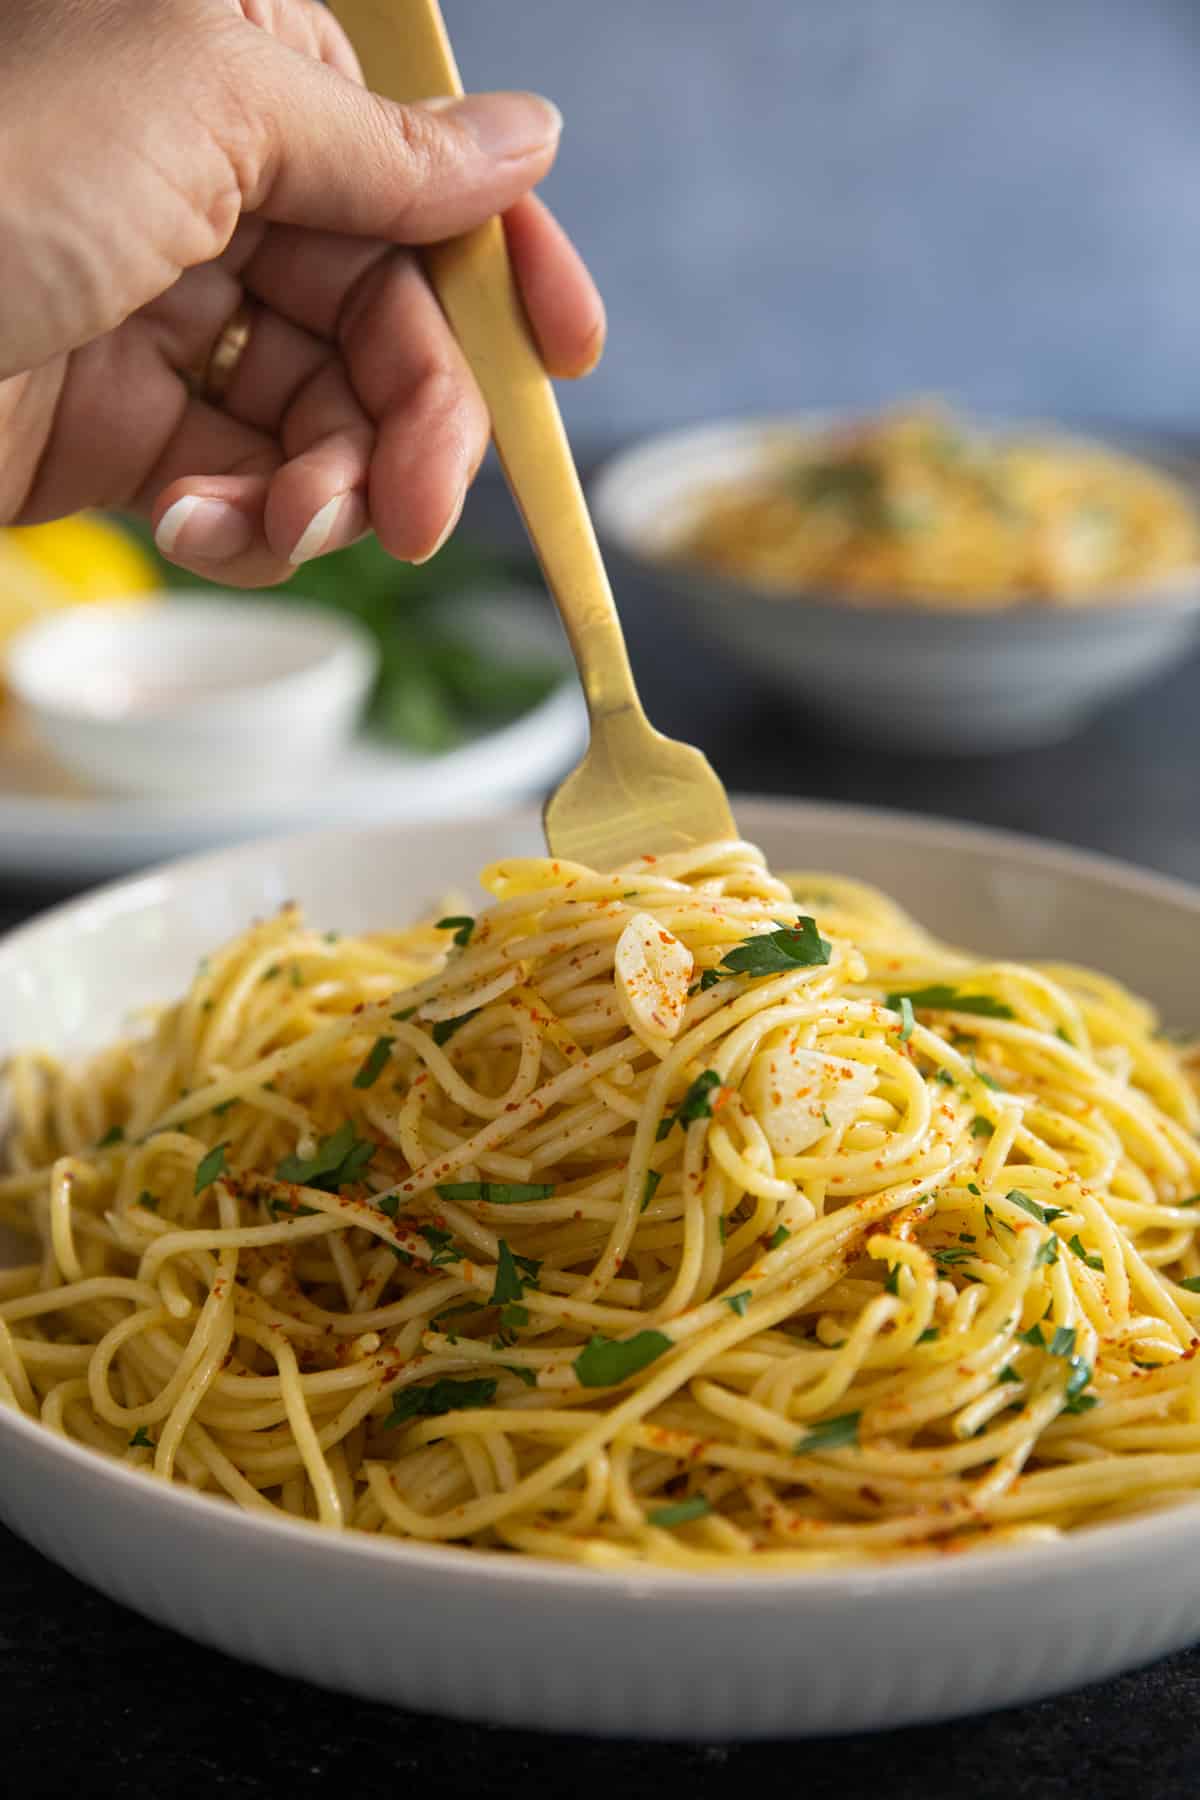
[192,298,255,405]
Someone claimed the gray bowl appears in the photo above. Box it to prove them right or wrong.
[590,418,1200,752]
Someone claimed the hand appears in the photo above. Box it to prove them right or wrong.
[0,0,604,584]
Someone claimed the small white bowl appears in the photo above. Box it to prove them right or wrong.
[590,418,1200,752]
[6,597,378,797]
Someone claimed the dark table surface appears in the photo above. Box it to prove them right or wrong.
[4,472,1200,1797]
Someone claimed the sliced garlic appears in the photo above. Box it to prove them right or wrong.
[613,912,693,1045]
[744,1043,877,1156]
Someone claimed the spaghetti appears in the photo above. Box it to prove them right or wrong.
[680,406,1200,605]
[4,838,1200,1569]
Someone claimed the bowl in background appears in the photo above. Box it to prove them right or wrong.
[4,798,1200,1736]
[6,596,378,797]
[590,418,1200,752]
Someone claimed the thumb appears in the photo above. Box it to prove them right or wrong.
[232,42,563,243]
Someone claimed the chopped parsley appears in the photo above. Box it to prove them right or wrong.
[418,1224,463,1266]
[647,1495,711,1528]
[1178,1276,1200,1294]
[725,1290,752,1317]
[641,1168,662,1213]
[129,1426,154,1448]
[1034,1235,1060,1267]
[916,1327,940,1344]
[194,1143,228,1195]
[436,915,475,948]
[1020,1323,1047,1348]
[932,1245,974,1269]
[971,1116,994,1139]
[376,1194,400,1219]
[275,1122,375,1192]
[353,1035,395,1089]
[392,1005,417,1021]
[268,1196,319,1219]
[884,1266,901,1296]
[574,1330,672,1388]
[997,1364,1022,1384]
[793,1411,861,1454]
[898,995,915,1043]
[768,1225,792,1250]
[707,918,831,983]
[384,1376,497,1427]
[1062,1356,1096,1413]
[1049,1325,1077,1358]
[1007,1189,1067,1225]
[436,1181,554,1206]
[1068,1234,1104,1271]
[885,984,1014,1021]
[490,1239,542,1307]
[432,1010,480,1047]
[656,1069,722,1140]
[97,1125,124,1148]
[503,1364,537,1388]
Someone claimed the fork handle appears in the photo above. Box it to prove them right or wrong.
[331,0,643,727]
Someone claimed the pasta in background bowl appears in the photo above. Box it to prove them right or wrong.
[591,413,1200,751]
[4,799,1200,1736]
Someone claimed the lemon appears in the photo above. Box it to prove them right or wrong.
[0,515,160,694]
[8,513,160,603]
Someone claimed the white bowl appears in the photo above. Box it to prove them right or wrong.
[590,419,1200,752]
[4,798,1200,1738]
[6,597,377,796]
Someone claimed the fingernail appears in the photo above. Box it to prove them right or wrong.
[155,496,253,563]
[413,488,466,566]
[289,494,347,566]
[422,91,562,159]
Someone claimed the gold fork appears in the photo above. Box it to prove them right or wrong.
[333,0,737,871]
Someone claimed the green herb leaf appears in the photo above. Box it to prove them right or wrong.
[1049,1325,1077,1358]
[431,1010,479,1047]
[898,995,915,1043]
[435,1181,554,1206]
[793,1411,861,1454]
[129,1425,154,1448]
[997,1364,1022,1384]
[137,1190,160,1212]
[490,1239,542,1307]
[715,918,831,982]
[503,1364,537,1388]
[932,1245,974,1268]
[500,1303,530,1330]
[1062,1356,1095,1412]
[971,1116,994,1139]
[1178,1276,1200,1293]
[657,1069,722,1140]
[725,1290,752,1317]
[1067,1234,1104,1271]
[418,1224,463,1267]
[698,968,723,992]
[1034,1235,1060,1267]
[275,1122,375,1192]
[376,1195,400,1219]
[1007,1189,1067,1225]
[268,1195,319,1219]
[353,1035,395,1090]
[886,984,1014,1021]
[384,1376,497,1427]
[392,1005,417,1021]
[97,1125,124,1148]
[647,1495,712,1528]
[194,1143,228,1195]
[917,1327,940,1344]
[1020,1323,1047,1348]
[884,1266,901,1296]
[641,1168,662,1213]
[436,915,475,948]
[574,1330,672,1388]
[768,1225,792,1250]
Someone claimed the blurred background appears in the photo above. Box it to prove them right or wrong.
[4,0,1200,894]
[447,0,1200,438]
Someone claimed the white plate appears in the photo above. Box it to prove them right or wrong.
[0,592,585,882]
[3,797,1200,1739]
